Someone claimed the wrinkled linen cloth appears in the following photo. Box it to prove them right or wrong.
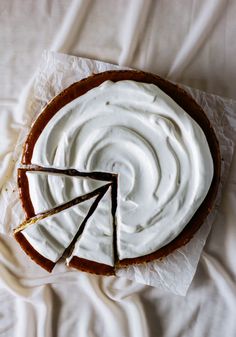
[0,1,236,337]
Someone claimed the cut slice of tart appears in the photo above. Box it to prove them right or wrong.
[14,183,113,272]
[68,186,115,275]
[18,167,115,218]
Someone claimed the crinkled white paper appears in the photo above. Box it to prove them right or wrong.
[1,51,235,296]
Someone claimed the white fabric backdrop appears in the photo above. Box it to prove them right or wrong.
[0,1,236,336]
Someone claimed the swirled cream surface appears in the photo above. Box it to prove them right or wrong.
[29,80,213,261]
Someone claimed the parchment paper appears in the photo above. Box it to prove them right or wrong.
[0,51,235,296]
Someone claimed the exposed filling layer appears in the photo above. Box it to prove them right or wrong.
[19,80,214,264]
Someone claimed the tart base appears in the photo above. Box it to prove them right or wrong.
[14,231,55,272]
[69,256,115,276]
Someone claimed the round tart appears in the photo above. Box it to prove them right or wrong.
[14,70,221,275]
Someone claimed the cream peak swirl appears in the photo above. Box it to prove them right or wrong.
[30,80,214,260]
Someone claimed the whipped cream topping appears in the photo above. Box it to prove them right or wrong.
[68,187,114,266]
[26,171,106,214]
[28,80,213,261]
[22,197,96,263]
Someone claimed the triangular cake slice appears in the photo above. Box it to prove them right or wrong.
[18,168,113,218]
[68,186,115,275]
[14,184,111,272]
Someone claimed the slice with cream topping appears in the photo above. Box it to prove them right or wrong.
[68,186,115,275]
[15,181,115,273]
[18,168,114,218]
